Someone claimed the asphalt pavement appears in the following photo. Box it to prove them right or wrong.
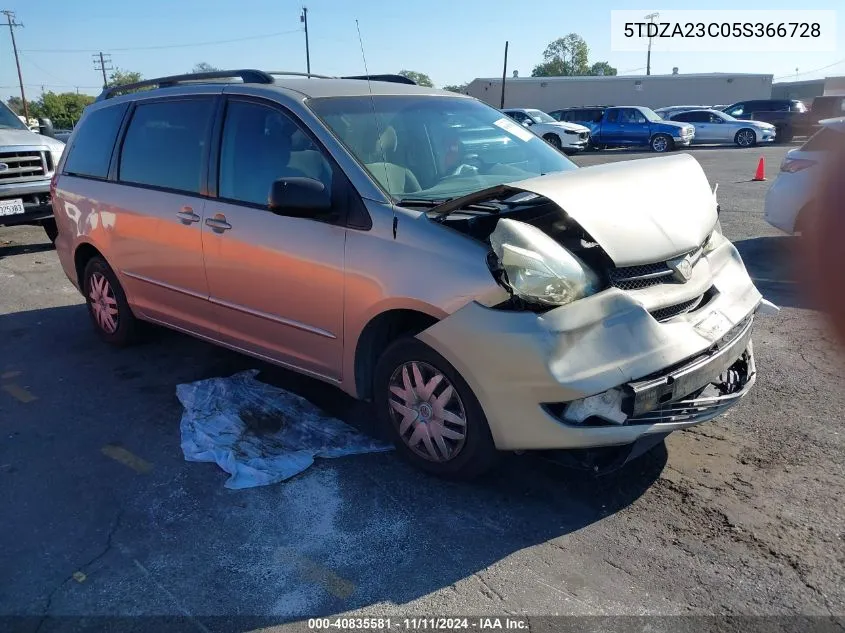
[1,143,843,632]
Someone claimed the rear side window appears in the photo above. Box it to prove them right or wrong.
[606,109,619,123]
[119,98,215,194]
[63,104,128,179]
[801,126,844,152]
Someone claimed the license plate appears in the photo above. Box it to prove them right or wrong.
[0,198,25,217]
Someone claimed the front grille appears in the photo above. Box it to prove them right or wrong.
[0,150,46,183]
[649,295,705,322]
[609,261,673,290]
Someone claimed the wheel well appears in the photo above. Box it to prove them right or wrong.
[74,243,103,289]
[354,309,439,400]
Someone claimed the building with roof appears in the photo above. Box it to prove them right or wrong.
[771,76,845,100]
[465,72,773,111]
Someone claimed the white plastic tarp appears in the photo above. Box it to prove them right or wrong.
[177,370,392,489]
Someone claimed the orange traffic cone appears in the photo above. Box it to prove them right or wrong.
[752,157,766,181]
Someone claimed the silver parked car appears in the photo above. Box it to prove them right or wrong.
[667,109,776,147]
[53,69,773,478]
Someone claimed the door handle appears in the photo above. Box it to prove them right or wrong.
[205,214,232,232]
[176,206,200,224]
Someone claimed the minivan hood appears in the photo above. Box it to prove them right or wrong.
[547,121,590,133]
[507,153,717,266]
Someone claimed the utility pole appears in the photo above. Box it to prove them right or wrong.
[644,12,659,76]
[92,51,113,88]
[2,10,29,122]
[500,41,508,109]
[300,7,310,76]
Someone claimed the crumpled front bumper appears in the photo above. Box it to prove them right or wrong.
[417,237,765,451]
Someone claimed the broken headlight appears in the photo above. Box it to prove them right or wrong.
[490,218,600,307]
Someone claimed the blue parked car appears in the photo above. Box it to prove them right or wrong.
[549,106,695,152]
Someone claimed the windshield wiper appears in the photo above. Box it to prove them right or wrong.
[395,197,453,207]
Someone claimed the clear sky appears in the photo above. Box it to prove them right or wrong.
[1,0,842,102]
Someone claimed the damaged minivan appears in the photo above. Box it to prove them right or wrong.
[52,70,774,477]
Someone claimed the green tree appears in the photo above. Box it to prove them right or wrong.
[442,83,468,93]
[5,96,23,115]
[107,68,143,88]
[190,62,220,74]
[398,70,434,87]
[589,61,617,76]
[28,92,95,128]
[532,34,590,77]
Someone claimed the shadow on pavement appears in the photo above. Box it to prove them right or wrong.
[0,240,55,259]
[733,235,808,309]
[0,304,665,626]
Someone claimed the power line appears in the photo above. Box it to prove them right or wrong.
[773,58,845,81]
[19,29,302,54]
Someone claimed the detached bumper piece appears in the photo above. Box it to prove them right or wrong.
[545,315,756,427]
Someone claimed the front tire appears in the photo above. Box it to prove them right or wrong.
[83,256,139,346]
[543,133,563,151]
[735,128,757,148]
[650,134,673,153]
[374,337,498,478]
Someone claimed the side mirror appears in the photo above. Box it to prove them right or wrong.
[268,177,331,217]
[38,118,55,138]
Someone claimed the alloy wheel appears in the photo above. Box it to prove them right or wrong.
[738,130,755,147]
[88,272,119,334]
[388,361,467,462]
[652,136,668,152]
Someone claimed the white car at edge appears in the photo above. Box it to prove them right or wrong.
[503,108,591,154]
[764,117,844,234]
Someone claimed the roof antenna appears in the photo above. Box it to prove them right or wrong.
[355,19,397,239]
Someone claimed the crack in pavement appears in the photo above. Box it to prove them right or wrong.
[35,509,125,632]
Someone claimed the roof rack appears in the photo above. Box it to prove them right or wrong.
[96,69,274,101]
[267,70,335,79]
[95,68,418,102]
[341,74,416,85]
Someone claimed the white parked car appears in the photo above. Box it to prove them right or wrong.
[503,108,591,153]
[668,109,776,147]
[764,117,844,234]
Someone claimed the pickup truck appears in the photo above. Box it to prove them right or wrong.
[552,106,695,152]
[0,102,65,243]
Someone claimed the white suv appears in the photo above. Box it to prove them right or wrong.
[503,108,590,153]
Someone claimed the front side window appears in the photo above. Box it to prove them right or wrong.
[622,108,647,124]
[726,104,745,117]
[64,103,128,179]
[507,111,528,123]
[119,99,215,193]
[308,95,576,201]
[606,109,619,123]
[218,100,333,207]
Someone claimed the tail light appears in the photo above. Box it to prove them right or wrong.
[780,158,817,173]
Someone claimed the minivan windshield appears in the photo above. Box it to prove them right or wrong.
[0,101,28,130]
[308,95,577,202]
[526,109,556,123]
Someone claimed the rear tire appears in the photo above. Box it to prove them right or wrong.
[543,133,563,151]
[650,134,674,153]
[42,218,58,244]
[374,336,498,479]
[82,256,139,347]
